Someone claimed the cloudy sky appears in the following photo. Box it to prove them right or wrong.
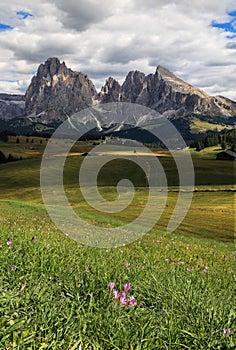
[0,0,236,100]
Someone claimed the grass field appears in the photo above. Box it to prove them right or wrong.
[0,138,235,349]
[190,118,232,134]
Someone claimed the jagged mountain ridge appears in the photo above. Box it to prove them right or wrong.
[0,58,236,132]
[97,66,235,117]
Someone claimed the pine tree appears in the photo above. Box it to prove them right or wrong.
[221,141,227,150]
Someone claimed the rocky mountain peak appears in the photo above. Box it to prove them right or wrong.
[121,70,146,103]
[38,57,62,76]
[155,65,173,78]
[96,77,121,103]
[102,77,120,92]
[124,70,146,82]
[25,58,97,121]
[155,65,208,99]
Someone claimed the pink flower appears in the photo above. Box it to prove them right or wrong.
[124,283,131,293]
[204,266,209,272]
[113,290,120,299]
[11,265,17,271]
[224,328,230,337]
[125,263,130,269]
[178,261,185,265]
[111,281,136,307]
[109,282,115,291]
[119,292,126,299]
[46,244,51,249]
[89,265,93,271]
[7,239,12,247]
[120,295,137,306]
[120,297,129,305]
[186,268,191,272]
[114,290,126,299]
[129,296,137,306]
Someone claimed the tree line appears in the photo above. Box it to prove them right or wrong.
[190,129,236,152]
[0,131,23,163]
[0,150,22,164]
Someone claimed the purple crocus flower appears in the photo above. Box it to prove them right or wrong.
[109,282,115,291]
[113,290,120,299]
[120,297,129,305]
[119,292,126,299]
[124,283,131,293]
[129,296,137,306]
[11,265,17,271]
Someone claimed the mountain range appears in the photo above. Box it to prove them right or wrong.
[1,57,236,141]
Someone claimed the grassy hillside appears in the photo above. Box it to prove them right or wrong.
[0,141,235,349]
[0,149,234,243]
[190,118,232,134]
[0,199,234,349]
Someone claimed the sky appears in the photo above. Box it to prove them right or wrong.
[0,0,236,100]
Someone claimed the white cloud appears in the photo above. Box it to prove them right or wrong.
[0,80,29,94]
[0,0,235,100]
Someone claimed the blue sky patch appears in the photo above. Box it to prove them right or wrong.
[0,80,19,84]
[228,10,236,17]
[212,11,236,33]
[17,11,33,20]
[0,23,13,32]
[227,34,236,39]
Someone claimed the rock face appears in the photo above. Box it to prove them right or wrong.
[23,58,236,121]
[0,94,25,120]
[121,71,146,103]
[96,77,121,104]
[0,57,236,126]
[96,66,236,117]
[25,57,97,122]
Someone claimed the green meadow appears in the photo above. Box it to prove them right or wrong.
[0,137,235,349]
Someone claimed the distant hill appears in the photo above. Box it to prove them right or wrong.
[0,93,25,120]
[0,57,235,142]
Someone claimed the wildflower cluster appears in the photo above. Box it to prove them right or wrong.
[109,282,137,306]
